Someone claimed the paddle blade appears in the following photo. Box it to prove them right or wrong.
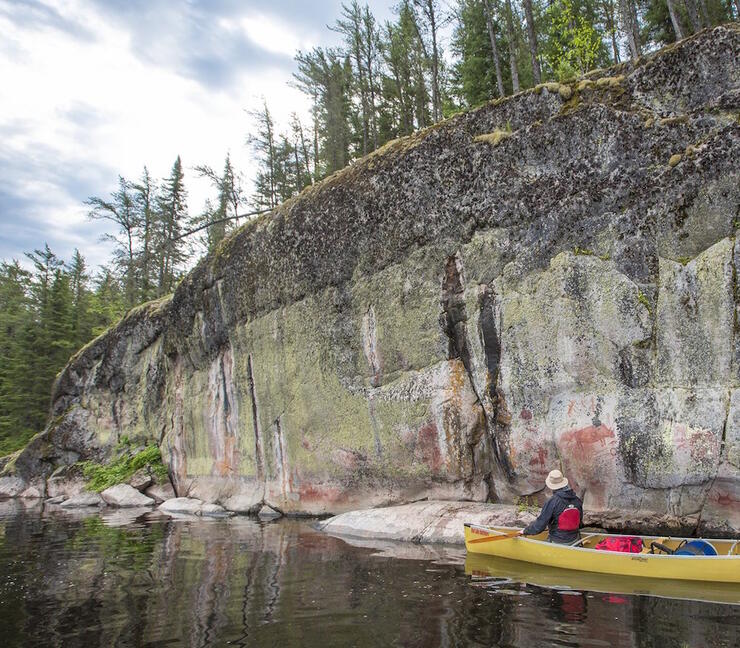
[468,531,523,544]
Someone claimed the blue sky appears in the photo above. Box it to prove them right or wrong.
[0,0,397,269]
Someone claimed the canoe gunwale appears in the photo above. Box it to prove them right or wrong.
[464,523,739,559]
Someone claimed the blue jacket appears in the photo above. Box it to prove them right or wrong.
[522,487,583,544]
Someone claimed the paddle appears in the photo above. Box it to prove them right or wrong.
[468,530,523,544]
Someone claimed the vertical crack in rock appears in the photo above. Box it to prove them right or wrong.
[478,285,514,487]
[362,304,383,458]
[440,256,473,374]
[362,305,381,387]
[273,416,289,500]
[247,354,265,481]
[440,255,496,497]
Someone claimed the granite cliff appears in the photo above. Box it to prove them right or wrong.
[3,26,739,534]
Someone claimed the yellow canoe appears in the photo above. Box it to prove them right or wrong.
[464,524,740,584]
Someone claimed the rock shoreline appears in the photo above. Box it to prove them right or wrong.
[1,492,731,543]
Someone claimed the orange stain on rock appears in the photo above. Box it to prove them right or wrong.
[416,422,443,473]
[560,424,615,461]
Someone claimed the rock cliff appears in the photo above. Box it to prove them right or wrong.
[3,26,739,534]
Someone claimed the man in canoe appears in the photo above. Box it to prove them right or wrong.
[521,469,583,544]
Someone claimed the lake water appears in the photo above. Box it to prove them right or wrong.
[0,501,737,647]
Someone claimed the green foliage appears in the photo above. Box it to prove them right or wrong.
[80,444,168,492]
[543,0,603,77]
[0,246,128,455]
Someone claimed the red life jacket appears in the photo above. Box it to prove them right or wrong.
[595,536,644,553]
[557,505,581,532]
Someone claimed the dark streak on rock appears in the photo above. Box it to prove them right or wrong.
[247,354,264,481]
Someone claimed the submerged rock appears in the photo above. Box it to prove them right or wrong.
[60,492,104,508]
[4,26,740,532]
[257,505,282,520]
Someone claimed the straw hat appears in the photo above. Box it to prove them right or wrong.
[545,469,568,490]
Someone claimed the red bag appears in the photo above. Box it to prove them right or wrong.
[595,536,644,553]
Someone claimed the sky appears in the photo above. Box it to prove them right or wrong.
[0,0,398,270]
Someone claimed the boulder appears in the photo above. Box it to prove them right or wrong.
[320,501,522,545]
[144,482,176,503]
[19,485,43,499]
[159,497,204,515]
[100,484,155,508]
[0,476,27,498]
[60,492,104,508]
[46,465,86,500]
[128,468,153,492]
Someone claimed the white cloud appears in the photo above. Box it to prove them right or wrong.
[0,0,397,270]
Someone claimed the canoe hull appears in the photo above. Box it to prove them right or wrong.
[464,524,740,583]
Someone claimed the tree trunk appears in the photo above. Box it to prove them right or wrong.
[363,7,378,150]
[504,0,520,93]
[600,0,620,63]
[427,1,442,122]
[522,0,541,84]
[697,0,711,26]
[683,0,702,32]
[620,0,641,59]
[484,1,506,97]
[666,0,685,39]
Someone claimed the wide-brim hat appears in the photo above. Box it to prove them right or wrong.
[546,469,568,490]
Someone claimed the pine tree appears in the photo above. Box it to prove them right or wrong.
[86,176,140,308]
[156,156,188,295]
[248,100,279,209]
[132,167,157,302]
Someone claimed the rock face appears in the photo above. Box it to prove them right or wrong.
[3,27,740,533]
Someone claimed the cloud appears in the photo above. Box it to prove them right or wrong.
[0,0,398,270]
[0,0,94,41]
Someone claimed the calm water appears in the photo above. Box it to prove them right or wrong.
[0,500,737,648]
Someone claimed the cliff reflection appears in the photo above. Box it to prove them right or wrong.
[0,506,737,648]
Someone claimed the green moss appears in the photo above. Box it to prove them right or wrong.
[637,290,652,313]
[80,444,168,492]
[474,126,513,147]
[658,115,689,127]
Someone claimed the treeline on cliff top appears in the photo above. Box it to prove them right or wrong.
[1,0,738,456]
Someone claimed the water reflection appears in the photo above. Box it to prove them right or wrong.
[0,504,737,648]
